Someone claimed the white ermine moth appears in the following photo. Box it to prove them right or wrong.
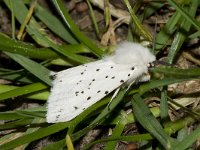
[47,41,155,123]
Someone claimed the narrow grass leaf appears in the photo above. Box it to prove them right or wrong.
[83,112,200,150]
[0,84,17,93]
[189,30,200,39]
[105,111,128,150]
[177,127,188,141]
[42,139,65,150]
[137,78,192,95]
[173,125,200,150]
[84,133,153,150]
[86,0,100,36]
[132,94,172,149]
[16,110,46,119]
[0,32,58,59]
[66,134,75,150]
[0,118,33,130]
[4,52,51,85]
[167,0,198,63]
[124,0,153,41]
[167,0,200,31]
[0,112,31,120]
[51,0,104,57]
[17,0,37,40]
[0,122,69,150]
[35,5,78,44]
[0,83,48,101]
[143,2,164,19]
[5,1,90,64]
[155,11,181,52]
[152,67,200,78]
[0,69,36,83]
[4,0,50,46]
[160,90,169,119]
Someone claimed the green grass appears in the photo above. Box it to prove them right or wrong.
[0,0,200,149]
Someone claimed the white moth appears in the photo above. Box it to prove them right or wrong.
[46,41,156,123]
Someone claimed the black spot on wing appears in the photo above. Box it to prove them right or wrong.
[58,109,63,112]
[75,91,79,96]
[76,80,82,85]
[82,64,87,67]
[56,115,60,119]
[120,80,124,83]
[74,106,78,109]
[87,96,91,100]
[105,91,109,94]
[96,69,100,71]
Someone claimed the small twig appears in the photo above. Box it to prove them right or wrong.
[17,0,37,40]
[182,51,200,66]
[100,18,124,46]
[90,0,130,24]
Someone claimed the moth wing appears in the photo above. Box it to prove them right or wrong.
[47,60,145,123]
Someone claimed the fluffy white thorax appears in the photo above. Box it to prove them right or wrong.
[107,41,155,66]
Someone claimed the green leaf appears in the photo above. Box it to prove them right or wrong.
[105,111,128,150]
[160,90,169,119]
[124,0,153,41]
[0,32,58,59]
[173,125,200,150]
[137,78,191,95]
[167,0,200,31]
[4,0,90,64]
[51,0,104,57]
[4,52,52,85]
[0,118,33,130]
[152,67,200,78]
[35,5,78,44]
[0,83,48,101]
[0,122,69,150]
[132,94,172,149]
[167,0,198,63]
[155,11,181,52]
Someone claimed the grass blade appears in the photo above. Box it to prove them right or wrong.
[51,0,104,57]
[0,83,48,101]
[132,94,172,149]
[4,52,51,85]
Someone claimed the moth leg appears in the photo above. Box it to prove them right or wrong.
[107,88,121,110]
[126,79,136,91]
[107,79,136,110]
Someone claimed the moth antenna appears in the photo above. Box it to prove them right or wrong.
[152,60,172,67]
